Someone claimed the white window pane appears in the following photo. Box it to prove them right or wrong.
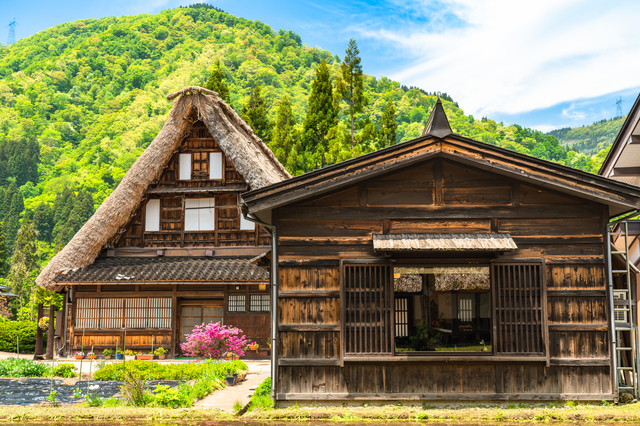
[179,153,191,180]
[145,199,160,232]
[199,198,215,231]
[209,152,223,180]
[239,209,254,231]
[184,198,199,231]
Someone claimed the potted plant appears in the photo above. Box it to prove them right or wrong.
[225,371,237,386]
[115,349,124,360]
[103,348,113,360]
[124,349,135,361]
[248,343,259,352]
[87,351,97,360]
[224,352,240,361]
[154,347,167,360]
[137,351,154,360]
[74,351,84,360]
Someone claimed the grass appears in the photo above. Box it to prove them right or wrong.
[0,357,77,378]
[3,401,640,422]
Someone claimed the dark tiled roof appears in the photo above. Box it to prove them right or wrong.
[54,257,269,283]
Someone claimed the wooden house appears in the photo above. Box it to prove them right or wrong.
[599,91,640,334]
[36,87,290,357]
[241,100,640,403]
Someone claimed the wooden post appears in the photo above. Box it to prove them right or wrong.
[45,305,55,360]
[33,303,44,359]
[171,284,178,358]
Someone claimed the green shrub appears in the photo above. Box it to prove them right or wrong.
[247,377,272,411]
[51,363,77,378]
[93,359,246,381]
[0,357,49,377]
[254,376,271,397]
[152,385,186,408]
[0,319,45,353]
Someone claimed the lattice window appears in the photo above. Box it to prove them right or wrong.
[492,262,547,355]
[192,152,209,178]
[228,294,246,312]
[250,294,270,312]
[343,264,393,356]
[75,298,172,330]
[395,297,408,337]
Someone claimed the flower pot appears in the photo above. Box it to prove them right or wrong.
[104,356,111,360]
[87,355,97,360]
[74,355,84,360]
[137,354,153,360]
[158,354,165,360]
[224,355,240,361]
[248,345,258,351]
[125,355,135,361]
[225,375,236,386]
[116,353,123,360]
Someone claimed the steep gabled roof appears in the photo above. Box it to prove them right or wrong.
[37,86,290,291]
[242,102,640,221]
[599,92,640,187]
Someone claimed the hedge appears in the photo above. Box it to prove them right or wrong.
[0,319,44,354]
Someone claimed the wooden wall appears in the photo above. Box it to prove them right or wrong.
[115,121,270,249]
[68,283,270,356]
[274,157,614,401]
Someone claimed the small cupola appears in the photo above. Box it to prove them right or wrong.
[422,98,453,138]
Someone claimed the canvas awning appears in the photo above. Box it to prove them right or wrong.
[373,233,518,252]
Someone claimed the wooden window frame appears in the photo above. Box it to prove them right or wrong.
[249,294,270,312]
[75,297,172,330]
[340,259,549,363]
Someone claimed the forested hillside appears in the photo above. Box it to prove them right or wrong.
[0,3,610,278]
[547,116,625,156]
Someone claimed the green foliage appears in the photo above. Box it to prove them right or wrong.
[254,376,271,396]
[46,389,58,406]
[84,394,103,407]
[548,116,625,156]
[121,368,151,406]
[241,85,273,143]
[409,321,441,351]
[303,61,338,168]
[51,363,77,378]
[7,219,39,314]
[336,39,368,148]
[0,357,49,377]
[93,359,246,381]
[271,96,302,173]
[378,100,397,148]
[204,60,230,103]
[0,318,41,352]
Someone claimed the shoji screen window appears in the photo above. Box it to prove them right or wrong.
[145,199,160,232]
[239,208,255,231]
[179,154,192,180]
[185,198,215,231]
[210,152,223,180]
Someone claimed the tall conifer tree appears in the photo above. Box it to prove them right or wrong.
[0,222,7,277]
[271,96,299,171]
[8,219,38,316]
[241,86,273,143]
[303,61,337,168]
[204,60,231,104]
[336,39,368,149]
[378,100,398,148]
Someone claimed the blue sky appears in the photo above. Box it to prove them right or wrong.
[2,0,640,131]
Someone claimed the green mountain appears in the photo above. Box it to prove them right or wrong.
[547,116,626,156]
[0,4,606,256]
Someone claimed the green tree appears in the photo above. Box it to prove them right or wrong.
[33,202,54,243]
[378,100,398,148]
[7,219,39,318]
[0,222,7,277]
[204,59,231,104]
[336,39,368,149]
[270,96,300,170]
[241,86,273,143]
[303,60,337,168]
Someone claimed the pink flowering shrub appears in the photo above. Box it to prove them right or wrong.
[180,322,254,360]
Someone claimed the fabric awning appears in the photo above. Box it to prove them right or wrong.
[373,233,518,252]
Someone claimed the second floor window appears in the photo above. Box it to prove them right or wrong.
[185,198,215,231]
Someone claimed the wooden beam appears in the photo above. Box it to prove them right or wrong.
[76,291,224,298]
[342,356,547,363]
[278,324,340,332]
[278,358,341,366]
[548,358,610,366]
[547,290,606,297]
[276,392,614,401]
[278,259,341,267]
[614,167,640,176]
[548,323,608,331]
[278,291,340,299]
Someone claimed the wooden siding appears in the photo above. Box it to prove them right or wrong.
[116,121,270,248]
[274,157,613,401]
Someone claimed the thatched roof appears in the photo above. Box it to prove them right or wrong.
[37,86,290,291]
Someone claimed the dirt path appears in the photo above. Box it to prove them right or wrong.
[194,361,270,411]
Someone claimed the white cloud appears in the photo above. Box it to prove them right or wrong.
[356,0,640,117]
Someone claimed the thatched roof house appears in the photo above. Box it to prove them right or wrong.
[37,87,289,292]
